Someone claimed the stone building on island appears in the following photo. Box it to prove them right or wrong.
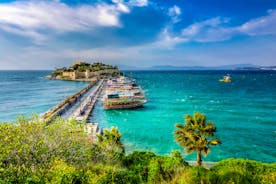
[50,61,120,81]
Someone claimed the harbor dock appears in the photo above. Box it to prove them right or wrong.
[42,80,104,136]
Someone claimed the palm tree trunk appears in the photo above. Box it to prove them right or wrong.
[197,150,202,166]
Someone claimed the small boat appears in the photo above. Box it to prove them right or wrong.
[220,75,231,82]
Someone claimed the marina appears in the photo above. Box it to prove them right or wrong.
[42,76,146,121]
[41,75,146,138]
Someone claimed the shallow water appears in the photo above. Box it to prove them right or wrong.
[91,70,276,163]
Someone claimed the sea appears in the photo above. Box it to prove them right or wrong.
[0,70,275,163]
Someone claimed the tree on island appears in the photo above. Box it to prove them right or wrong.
[174,112,221,166]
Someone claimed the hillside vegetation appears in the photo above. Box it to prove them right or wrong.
[0,116,275,183]
[51,62,118,78]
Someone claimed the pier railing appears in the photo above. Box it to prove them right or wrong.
[42,81,98,122]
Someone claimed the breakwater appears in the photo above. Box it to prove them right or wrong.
[42,80,103,123]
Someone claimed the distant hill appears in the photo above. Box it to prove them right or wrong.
[119,64,276,71]
[149,64,259,70]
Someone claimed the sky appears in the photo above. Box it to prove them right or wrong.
[0,0,276,69]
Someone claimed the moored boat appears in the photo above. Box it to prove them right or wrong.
[103,97,147,109]
[103,76,147,109]
[219,75,231,82]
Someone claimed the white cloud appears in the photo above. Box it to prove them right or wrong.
[239,9,276,35]
[181,17,235,42]
[154,27,186,48]
[112,0,148,7]
[165,9,276,44]
[1,24,47,43]
[0,0,130,41]
[129,0,148,7]
[116,3,130,13]
[168,5,181,23]
[168,5,181,16]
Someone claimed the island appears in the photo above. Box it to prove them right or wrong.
[46,61,120,81]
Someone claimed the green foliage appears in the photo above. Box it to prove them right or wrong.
[147,151,189,183]
[174,112,221,166]
[51,71,63,77]
[122,150,188,183]
[46,159,77,184]
[172,166,213,184]
[210,158,276,184]
[100,169,140,184]
[0,115,274,184]
[93,127,125,164]
[51,62,118,77]
[0,116,91,183]
[123,151,157,182]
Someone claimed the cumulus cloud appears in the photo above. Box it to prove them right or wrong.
[0,0,130,41]
[164,9,276,44]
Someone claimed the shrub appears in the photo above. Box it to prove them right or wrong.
[0,116,92,182]
[210,158,276,184]
[147,151,189,183]
[123,151,157,182]
[174,166,213,184]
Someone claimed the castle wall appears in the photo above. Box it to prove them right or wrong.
[62,71,76,80]
[61,68,119,80]
[75,71,86,79]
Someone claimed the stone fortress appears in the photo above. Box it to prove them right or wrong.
[49,61,120,81]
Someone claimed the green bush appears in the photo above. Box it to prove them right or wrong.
[123,151,156,182]
[123,150,188,183]
[210,158,276,184]
[147,151,189,183]
[100,169,140,184]
[0,116,275,184]
[0,116,91,182]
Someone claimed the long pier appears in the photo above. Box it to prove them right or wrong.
[42,80,104,125]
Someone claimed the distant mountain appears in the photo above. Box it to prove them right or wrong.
[119,64,276,71]
[117,65,141,70]
[149,64,259,70]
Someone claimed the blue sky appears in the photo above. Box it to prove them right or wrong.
[0,0,275,69]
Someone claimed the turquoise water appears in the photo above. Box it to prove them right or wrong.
[0,71,88,122]
[91,71,276,163]
[0,70,275,163]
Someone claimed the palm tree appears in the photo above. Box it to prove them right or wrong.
[174,112,221,166]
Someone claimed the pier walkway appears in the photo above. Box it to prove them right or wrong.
[70,80,104,121]
[42,80,104,123]
[42,80,104,139]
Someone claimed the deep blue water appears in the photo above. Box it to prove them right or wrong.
[0,70,275,163]
[0,71,88,122]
